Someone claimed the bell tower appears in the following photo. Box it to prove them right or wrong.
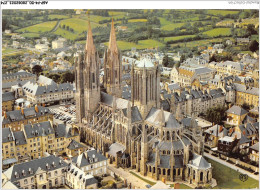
[103,19,122,98]
[75,51,85,123]
[131,58,160,118]
[83,20,100,119]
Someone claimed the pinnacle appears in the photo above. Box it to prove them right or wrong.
[85,20,96,54]
[108,18,118,53]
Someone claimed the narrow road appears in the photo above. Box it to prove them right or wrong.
[108,164,149,189]
[204,153,259,181]
[51,20,61,32]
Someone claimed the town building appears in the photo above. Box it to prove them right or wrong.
[37,75,57,86]
[22,82,74,106]
[249,142,259,163]
[74,20,212,187]
[2,92,16,112]
[2,121,81,167]
[72,149,108,176]
[233,83,259,107]
[2,70,36,84]
[171,65,215,87]
[2,155,68,189]
[2,105,53,131]
[52,38,67,49]
[66,163,98,189]
[225,105,248,127]
[170,88,225,119]
[35,44,49,52]
[208,61,245,76]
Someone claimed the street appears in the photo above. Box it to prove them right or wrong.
[108,164,150,189]
[204,153,259,181]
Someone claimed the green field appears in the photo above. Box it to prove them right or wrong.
[17,21,57,33]
[104,39,164,50]
[59,18,100,33]
[20,33,40,38]
[251,34,259,42]
[163,35,196,42]
[161,22,186,31]
[171,37,229,48]
[207,10,240,16]
[203,28,231,37]
[207,158,259,189]
[128,19,147,23]
[48,14,69,20]
[54,28,82,40]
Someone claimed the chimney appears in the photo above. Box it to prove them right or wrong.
[229,128,233,134]
[4,111,7,119]
[219,126,223,133]
[243,130,246,135]
[35,105,39,113]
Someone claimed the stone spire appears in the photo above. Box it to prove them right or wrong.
[159,108,165,125]
[108,18,118,53]
[85,20,95,54]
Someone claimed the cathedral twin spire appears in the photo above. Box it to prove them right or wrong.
[108,19,118,53]
[85,20,96,54]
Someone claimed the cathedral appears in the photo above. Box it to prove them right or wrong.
[74,19,213,187]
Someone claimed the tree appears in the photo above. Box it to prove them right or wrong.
[162,55,169,67]
[205,106,227,124]
[32,65,43,76]
[60,71,75,83]
[248,40,259,52]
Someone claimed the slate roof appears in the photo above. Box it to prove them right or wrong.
[72,149,107,168]
[67,164,98,187]
[204,125,228,137]
[216,61,244,71]
[23,81,73,96]
[3,155,67,182]
[37,75,57,86]
[250,142,259,152]
[172,88,224,103]
[188,153,211,169]
[67,140,85,150]
[147,153,183,169]
[122,106,142,123]
[157,137,191,151]
[2,80,31,90]
[238,135,251,145]
[101,92,128,109]
[145,107,181,129]
[2,71,35,81]
[13,131,27,146]
[2,106,51,125]
[54,124,79,138]
[234,83,259,96]
[107,143,126,157]
[24,121,54,139]
[2,128,14,143]
[2,92,16,102]
[168,83,180,91]
[239,123,258,136]
[226,105,248,116]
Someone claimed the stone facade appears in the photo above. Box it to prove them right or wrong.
[75,20,213,187]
